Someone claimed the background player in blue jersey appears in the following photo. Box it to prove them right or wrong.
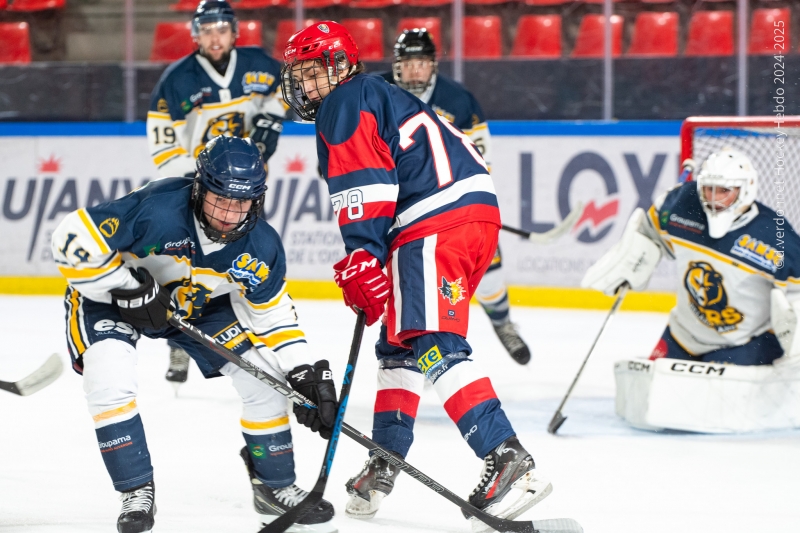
[51,137,337,533]
[147,0,287,387]
[584,149,800,366]
[379,29,531,365]
[281,21,552,529]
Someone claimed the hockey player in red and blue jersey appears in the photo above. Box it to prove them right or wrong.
[380,28,531,365]
[281,21,552,528]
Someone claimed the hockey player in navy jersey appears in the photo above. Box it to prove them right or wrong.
[379,28,531,365]
[51,137,337,533]
[147,0,287,386]
[584,149,800,366]
[281,21,552,529]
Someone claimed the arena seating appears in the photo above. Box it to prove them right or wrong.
[748,8,790,55]
[685,11,734,56]
[234,0,289,8]
[341,18,384,59]
[349,0,402,7]
[7,0,65,10]
[396,17,443,52]
[464,16,502,58]
[627,12,678,57]
[169,0,197,11]
[0,22,31,64]
[238,20,263,47]
[511,15,562,58]
[303,0,350,7]
[274,19,317,57]
[571,14,623,58]
[150,22,194,62]
[522,0,570,5]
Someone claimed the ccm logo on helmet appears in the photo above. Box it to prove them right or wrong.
[228,183,251,190]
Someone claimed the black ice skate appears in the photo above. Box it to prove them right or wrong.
[165,345,190,390]
[344,452,402,519]
[117,480,156,533]
[239,447,335,533]
[493,322,531,365]
[463,436,552,532]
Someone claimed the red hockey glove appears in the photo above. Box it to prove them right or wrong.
[333,249,390,326]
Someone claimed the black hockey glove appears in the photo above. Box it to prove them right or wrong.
[250,113,284,162]
[110,267,172,331]
[286,360,338,440]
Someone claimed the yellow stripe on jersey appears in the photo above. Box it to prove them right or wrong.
[670,236,775,281]
[240,416,290,431]
[68,288,86,355]
[154,146,189,166]
[201,95,250,111]
[146,111,171,120]
[463,122,489,136]
[77,209,110,254]
[58,254,122,280]
[245,284,289,310]
[173,119,187,128]
[224,332,249,349]
[93,399,138,423]
[259,329,305,349]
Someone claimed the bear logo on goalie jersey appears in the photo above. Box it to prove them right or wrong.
[683,261,743,333]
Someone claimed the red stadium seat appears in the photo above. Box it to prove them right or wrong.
[150,22,195,62]
[571,14,622,58]
[237,20,262,47]
[396,18,443,52]
[169,0,197,11]
[349,0,401,7]
[274,19,317,59]
[464,16,502,58]
[522,0,570,5]
[0,22,32,64]
[303,0,350,7]
[685,11,734,56]
[0,0,7,8]
[342,18,384,59]
[627,12,678,57]
[234,0,289,8]
[639,0,674,3]
[406,0,450,6]
[749,8,789,55]
[511,15,561,58]
[7,0,65,10]
[465,0,506,4]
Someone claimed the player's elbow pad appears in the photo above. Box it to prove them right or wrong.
[581,207,662,296]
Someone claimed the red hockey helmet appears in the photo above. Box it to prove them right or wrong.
[281,21,360,121]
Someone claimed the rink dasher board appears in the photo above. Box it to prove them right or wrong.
[0,122,681,291]
[614,358,800,433]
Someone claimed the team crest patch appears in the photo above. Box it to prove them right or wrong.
[438,276,465,305]
[684,261,743,333]
[317,23,330,33]
[249,443,266,458]
[229,253,270,289]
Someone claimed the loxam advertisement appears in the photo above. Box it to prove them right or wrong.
[0,123,682,291]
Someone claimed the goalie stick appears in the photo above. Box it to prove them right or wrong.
[168,313,583,533]
[548,284,629,435]
[0,354,63,396]
[502,202,584,244]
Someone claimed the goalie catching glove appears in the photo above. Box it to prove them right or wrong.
[110,267,172,330]
[286,360,339,439]
[582,208,662,295]
[333,249,390,326]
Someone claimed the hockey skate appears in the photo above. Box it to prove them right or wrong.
[345,452,402,519]
[165,345,190,392]
[463,436,552,532]
[117,480,156,533]
[240,447,336,533]
[493,322,531,365]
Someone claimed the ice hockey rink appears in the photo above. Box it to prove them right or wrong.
[1,295,798,533]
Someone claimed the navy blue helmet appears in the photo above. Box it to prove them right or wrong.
[192,136,266,243]
[191,0,238,37]
[393,29,438,96]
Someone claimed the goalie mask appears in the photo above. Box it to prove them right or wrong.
[696,149,758,239]
[393,29,438,96]
[281,21,360,121]
[192,136,266,244]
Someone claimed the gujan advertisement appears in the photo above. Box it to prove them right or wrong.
[0,124,682,290]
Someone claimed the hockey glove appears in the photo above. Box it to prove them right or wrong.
[333,249,390,326]
[250,113,284,162]
[286,360,338,439]
[110,267,172,331]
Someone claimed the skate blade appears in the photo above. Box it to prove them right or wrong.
[469,473,553,533]
[170,382,181,397]
[258,515,337,533]
[344,491,385,520]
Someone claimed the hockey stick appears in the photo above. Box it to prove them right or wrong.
[548,284,629,435]
[168,313,582,533]
[0,354,63,396]
[502,202,584,244]
[260,310,366,533]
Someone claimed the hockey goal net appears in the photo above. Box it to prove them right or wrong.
[680,116,800,227]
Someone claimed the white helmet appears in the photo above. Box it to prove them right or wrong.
[696,149,758,238]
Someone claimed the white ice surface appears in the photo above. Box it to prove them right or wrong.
[1,296,798,533]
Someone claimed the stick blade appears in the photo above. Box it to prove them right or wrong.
[533,518,584,533]
[547,411,567,435]
[14,354,63,396]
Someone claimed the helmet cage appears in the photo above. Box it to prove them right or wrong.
[392,56,437,96]
[191,181,265,244]
[281,49,352,121]
[697,177,744,215]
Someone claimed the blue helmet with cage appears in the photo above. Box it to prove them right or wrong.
[192,136,266,243]
[191,0,238,38]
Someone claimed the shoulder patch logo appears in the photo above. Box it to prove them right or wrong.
[99,218,120,238]
[242,71,276,94]
[156,98,169,113]
[438,276,465,306]
[229,253,270,287]
[730,234,783,272]
[683,261,743,333]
